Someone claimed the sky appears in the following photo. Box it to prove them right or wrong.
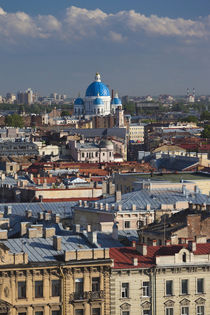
[0,0,210,97]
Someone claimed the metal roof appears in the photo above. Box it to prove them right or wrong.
[98,189,210,211]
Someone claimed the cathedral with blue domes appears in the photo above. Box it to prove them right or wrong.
[74,73,122,117]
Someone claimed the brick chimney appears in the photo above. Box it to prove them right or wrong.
[53,235,62,251]
[136,243,147,256]
[115,191,122,202]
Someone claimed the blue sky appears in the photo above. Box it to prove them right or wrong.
[0,0,210,96]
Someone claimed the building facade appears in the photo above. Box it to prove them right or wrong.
[110,241,210,315]
[0,239,111,315]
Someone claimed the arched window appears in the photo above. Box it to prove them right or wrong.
[182,252,186,262]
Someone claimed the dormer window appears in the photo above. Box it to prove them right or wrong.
[182,252,186,263]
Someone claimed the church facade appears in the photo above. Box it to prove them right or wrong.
[74,73,122,117]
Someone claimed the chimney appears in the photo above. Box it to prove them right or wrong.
[88,231,98,245]
[118,204,122,211]
[84,201,88,208]
[166,240,171,246]
[53,235,62,251]
[132,257,138,266]
[182,184,187,196]
[79,200,82,207]
[136,243,147,256]
[146,204,151,211]
[100,203,104,210]
[132,204,136,211]
[188,240,196,252]
[73,224,80,233]
[112,222,118,240]
[105,203,109,211]
[132,241,136,248]
[87,224,91,232]
[38,212,44,220]
[5,205,12,215]
[115,191,122,202]
[94,202,98,209]
[152,240,157,246]
[26,209,32,218]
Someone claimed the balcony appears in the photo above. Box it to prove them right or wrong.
[89,290,104,301]
[69,292,88,302]
[69,291,104,303]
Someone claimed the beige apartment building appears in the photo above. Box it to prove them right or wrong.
[129,124,145,143]
[110,240,210,315]
[0,237,111,315]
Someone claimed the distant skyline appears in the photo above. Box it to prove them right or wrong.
[0,1,210,96]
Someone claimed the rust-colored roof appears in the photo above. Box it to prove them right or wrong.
[110,243,210,269]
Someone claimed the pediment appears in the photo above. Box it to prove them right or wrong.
[120,303,131,310]
[180,298,190,306]
[195,297,205,305]
[141,301,151,310]
[164,300,175,307]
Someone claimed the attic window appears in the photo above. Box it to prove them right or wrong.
[182,252,186,263]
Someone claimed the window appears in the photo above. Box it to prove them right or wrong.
[75,278,83,294]
[35,281,43,298]
[92,277,100,292]
[92,309,100,315]
[52,312,61,315]
[75,310,84,315]
[35,312,43,315]
[181,279,188,295]
[165,308,173,315]
[124,221,130,229]
[182,252,186,262]
[143,311,150,315]
[18,281,26,299]
[122,312,129,315]
[197,279,204,294]
[166,280,173,296]
[52,280,60,297]
[181,307,189,315]
[197,306,204,315]
[18,313,26,315]
[121,283,129,298]
[142,281,150,297]
[82,153,84,158]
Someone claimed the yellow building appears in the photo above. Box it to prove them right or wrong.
[0,235,111,315]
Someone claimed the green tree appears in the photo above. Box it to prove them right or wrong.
[200,111,210,121]
[201,125,210,138]
[5,114,24,128]
[61,110,70,117]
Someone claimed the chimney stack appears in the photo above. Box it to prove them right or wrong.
[132,257,138,266]
[115,191,122,202]
[53,235,62,251]
[136,243,147,256]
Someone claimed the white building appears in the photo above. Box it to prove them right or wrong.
[74,73,122,117]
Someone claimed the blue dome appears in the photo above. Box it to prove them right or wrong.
[86,82,110,97]
[94,97,104,105]
[111,97,122,105]
[74,98,84,105]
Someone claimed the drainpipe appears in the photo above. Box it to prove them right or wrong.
[151,267,156,315]
[60,266,65,315]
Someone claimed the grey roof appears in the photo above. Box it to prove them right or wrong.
[0,201,76,218]
[98,189,210,211]
[155,156,199,171]
[63,128,127,140]
[2,235,92,263]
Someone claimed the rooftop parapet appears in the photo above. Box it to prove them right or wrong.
[64,248,109,262]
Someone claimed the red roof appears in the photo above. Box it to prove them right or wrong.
[110,243,210,269]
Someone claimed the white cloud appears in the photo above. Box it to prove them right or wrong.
[0,6,209,44]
